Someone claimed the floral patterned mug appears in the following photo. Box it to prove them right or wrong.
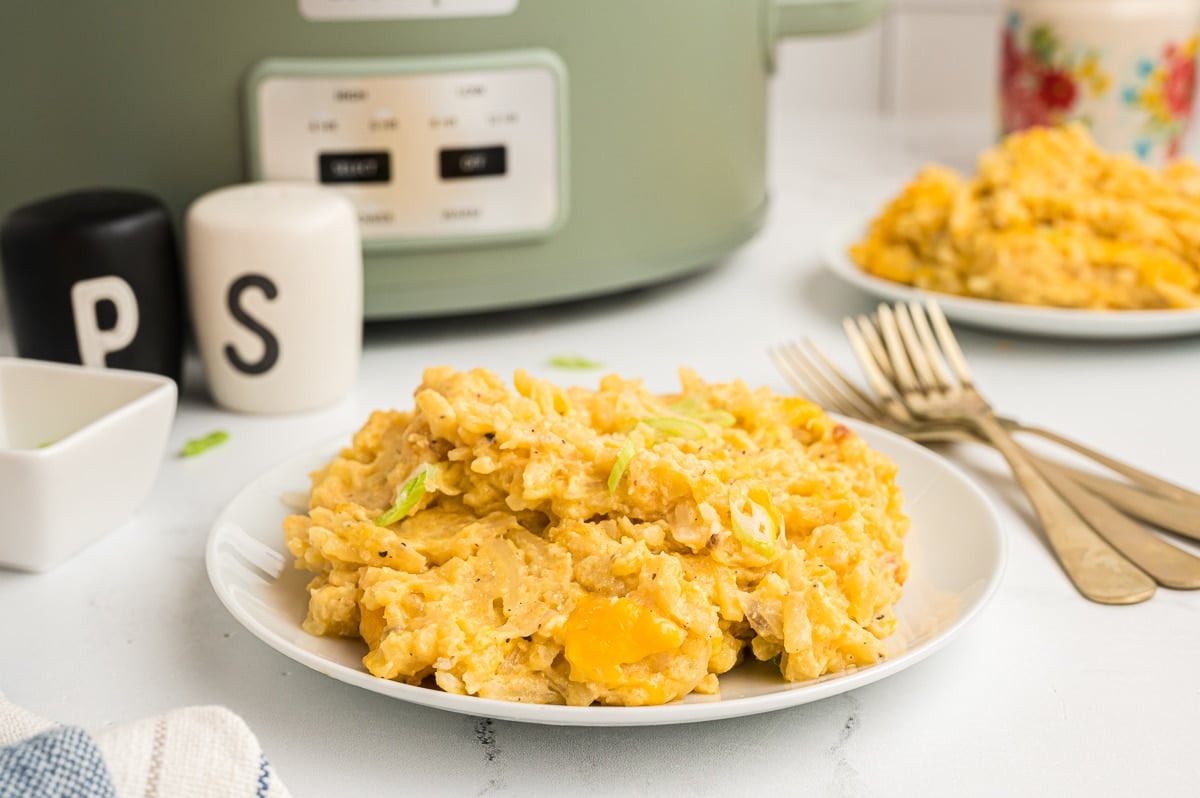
[1001,0,1199,163]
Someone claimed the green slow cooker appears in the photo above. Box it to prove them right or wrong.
[0,0,884,318]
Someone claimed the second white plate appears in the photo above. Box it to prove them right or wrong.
[206,422,1005,727]
[825,220,1200,340]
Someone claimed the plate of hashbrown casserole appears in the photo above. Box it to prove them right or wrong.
[206,367,1004,726]
[829,125,1200,339]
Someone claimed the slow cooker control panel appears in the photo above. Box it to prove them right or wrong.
[247,52,566,249]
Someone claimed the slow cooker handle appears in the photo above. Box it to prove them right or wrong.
[773,0,887,37]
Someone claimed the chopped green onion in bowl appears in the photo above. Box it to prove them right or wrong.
[375,467,431,526]
[179,430,230,458]
[608,439,637,493]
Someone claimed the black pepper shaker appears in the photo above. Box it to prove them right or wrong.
[0,189,184,382]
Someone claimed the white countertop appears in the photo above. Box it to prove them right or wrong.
[3,104,1199,797]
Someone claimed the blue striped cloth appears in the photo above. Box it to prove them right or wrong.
[0,697,289,797]
[0,725,116,798]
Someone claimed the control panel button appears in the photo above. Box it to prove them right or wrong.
[252,55,564,245]
[319,151,391,184]
[439,145,507,180]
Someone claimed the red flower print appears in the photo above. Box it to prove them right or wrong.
[1002,30,1023,83]
[1163,51,1196,117]
[999,17,1098,135]
[1002,74,1052,131]
[1038,69,1078,110]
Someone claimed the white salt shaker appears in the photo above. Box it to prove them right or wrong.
[184,183,362,414]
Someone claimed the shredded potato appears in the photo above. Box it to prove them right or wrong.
[851,124,1200,310]
[284,367,909,706]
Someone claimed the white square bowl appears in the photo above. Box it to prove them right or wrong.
[0,358,177,572]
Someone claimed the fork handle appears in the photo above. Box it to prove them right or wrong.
[1003,420,1200,509]
[975,413,1156,605]
[1059,467,1200,543]
[1034,463,1200,590]
[906,424,1200,543]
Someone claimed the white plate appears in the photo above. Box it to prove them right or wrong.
[206,424,1005,727]
[824,220,1200,340]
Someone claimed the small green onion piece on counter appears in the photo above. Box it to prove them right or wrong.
[548,355,604,370]
[608,440,636,493]
[180,430,230,458]
[375,468,430,527]
[641,416,707,441]
[730,485,783,560]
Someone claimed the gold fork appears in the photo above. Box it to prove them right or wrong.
[857,304,1200,508]
[771,338,1200,590]
[834,313,1200,538]
[847,301,1156,604]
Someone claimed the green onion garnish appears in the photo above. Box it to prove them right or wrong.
[698,410,736,427]
[730,484,783,560]
[180,430,230,458]
[641,416,707,440]
[548,355,604,370]
[667,396,704,415]
[668,396,736,427]
[375,468,430,527]
[608,440,636,493]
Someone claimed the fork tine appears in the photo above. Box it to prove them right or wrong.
[875,304,921,393]
[843,318,906,404]
[771,343,871,419]
[923,300,976,387]
[894,303,941,389]
[907,301,956,388]
[803,340,888,418]
[854,315,895,382]
[794,340,884,421]
[770,345,843,410]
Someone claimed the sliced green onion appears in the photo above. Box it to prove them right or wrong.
[667,397,736,427]
[641,416,707,441]
[698,409,736,427]
[608,440,636,493]
[548,355,604,370]
[375,468,430,526]
[617,419,640,435]
[180,430,230,458]
[730,484,783,560]
[667,396,705,415]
